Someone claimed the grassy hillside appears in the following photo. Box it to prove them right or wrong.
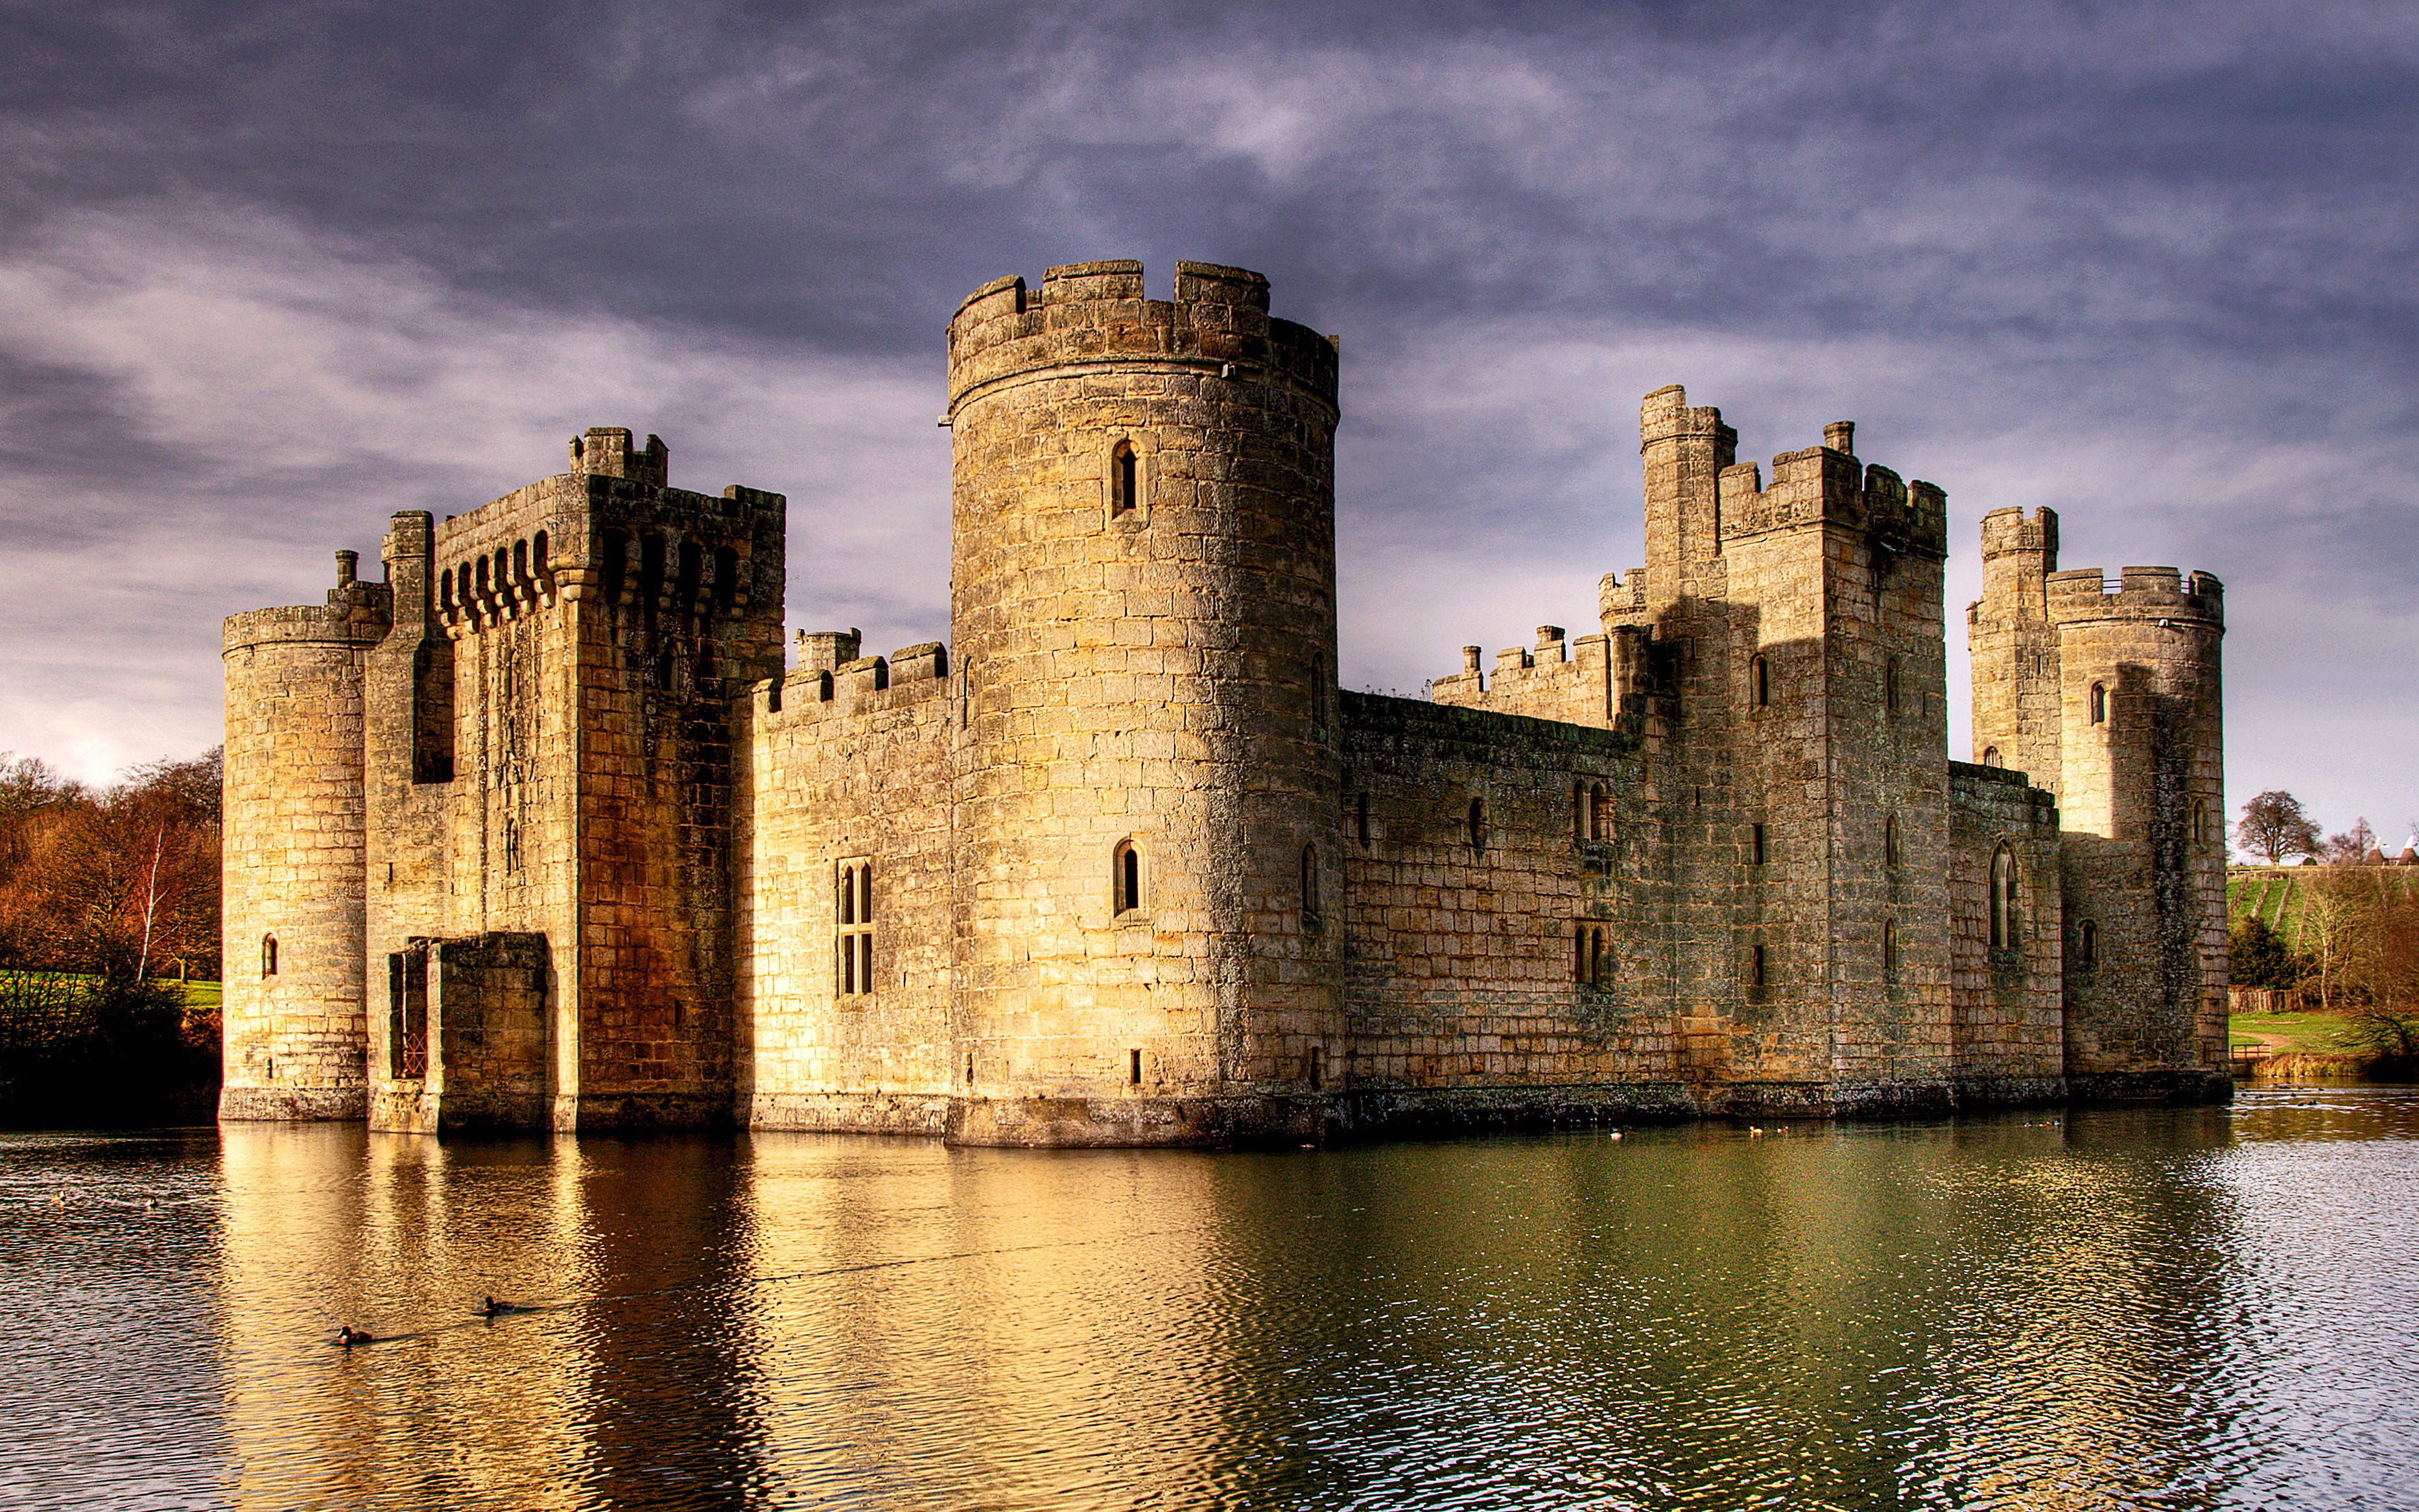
[2228,866,2419,947]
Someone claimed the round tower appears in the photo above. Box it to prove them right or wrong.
[2044,565,2228,1094]
[945,259,1343,1146]
[219,556,390,1120]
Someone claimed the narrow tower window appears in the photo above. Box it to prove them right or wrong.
[1751,823,1767,867]
[837,860,875,995]
[1356,792,1370,847]
[1990,844,2018,949]
[2090,682,2107,724]
[1577,925,1612,986]
[1751,942,1767,987]
[1590,783,1609,842]
[713,545,738,613]
[2077,920,2098,968]
[1883,917,1898,974]
[1111,441,1138,517]
[261,934,277,977]
[1301,843,1322,930]
[2191,799,2208,845]
[1115,840,1144,916]
[1130,1048,1143,1086]
[1468,797,1487,853]
[1751,654,1770,708]
[1885,813,1901,868]
[676,537,702,615]
[1885,656,1901,714]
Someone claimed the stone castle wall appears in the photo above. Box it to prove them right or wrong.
[220,259,2230,1141]
[735,633,956,1133]
[1946,762,2065,1098]
[220,567,388,1120]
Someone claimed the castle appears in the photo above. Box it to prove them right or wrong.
[218,259,2232,1144]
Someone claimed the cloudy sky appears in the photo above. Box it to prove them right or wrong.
[1,0,2411,846]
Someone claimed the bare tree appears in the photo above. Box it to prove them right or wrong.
[2296,877,2359,1011]
[2327,817,2380,866]
[0,749,221,980]
[2341,875,2419,1064]
[2236,790,2324,865]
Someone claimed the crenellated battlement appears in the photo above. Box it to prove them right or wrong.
[1980,505,2060,563]
[756,635,950,719]
[2046,565,2224,628]
[1714,431,1948,556]
[569,427,667,487]
[945,259,1339,418]
[222,552,392,654]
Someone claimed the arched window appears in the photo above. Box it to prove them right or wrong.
[1751,654,1769,707]
[261,934,277,977]
[1590,783,1609,842]
[836,860,874,995]
[1575,924,1611,986]
[474,554,490,602]
[439,567,454,613]
[1300,843,1322,930]
[1883,918,1898,974]
[1885,813,1902,868]
[513,538,530,599]
[1114,840,1144,916]
[532,530,549,579]
[1990,844,2018,949]
[1884,656,1901,714]
[2077,919,2098,968]
[1467,797,1486,853]
[1982,746,2000,768]
[2090,682,2107,724]
[1111,440,1138,517]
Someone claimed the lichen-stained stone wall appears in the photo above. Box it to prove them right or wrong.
[220,565,388,1120]
[1970,539,2231,1100]
[942,259,1345,1146]
[736,641,954,1132]
[2046,568,2228,1088]
[1338,694,1669,1094]
[1948,762,2064,1098]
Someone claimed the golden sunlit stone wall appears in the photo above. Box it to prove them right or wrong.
[735,632,955,1132]
[220,565,387,1120]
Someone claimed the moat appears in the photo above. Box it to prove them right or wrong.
[6,1087,2416,1510]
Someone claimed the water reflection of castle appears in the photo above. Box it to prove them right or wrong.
[217,260,2230,1146]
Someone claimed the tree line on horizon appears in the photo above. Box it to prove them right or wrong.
[2235,790,2415,867]
[0,748,223,1125]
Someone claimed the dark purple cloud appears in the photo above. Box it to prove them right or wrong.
[0,0,2411,834]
